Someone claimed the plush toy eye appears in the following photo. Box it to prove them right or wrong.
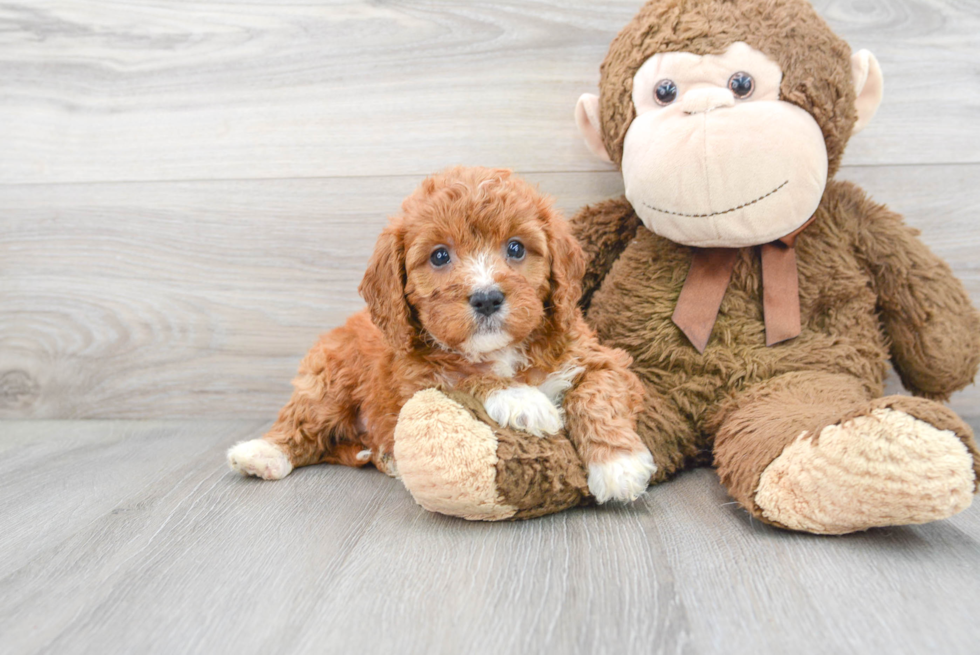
[728,72,754,98]
[506,239,526,260]
[654,79,678,105]
[430,246,451,267]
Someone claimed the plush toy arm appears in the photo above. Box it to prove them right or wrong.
[853,189,980,400]
[568,197,642,310]
[394,388,590,521]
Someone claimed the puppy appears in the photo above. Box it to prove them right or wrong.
[228,166,655,502]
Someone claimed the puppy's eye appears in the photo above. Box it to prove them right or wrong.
[506,239,525,261]
[430,246,451,267]
[728,72,754,99]
[654,79,678,105]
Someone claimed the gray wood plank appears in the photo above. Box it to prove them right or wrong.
[1,0,978,186]
[655,467,980,655]
[0,419,396,655]
[0,171,620,419]
[1,419,978,654]
[286,494,694,655]
[3,1,979,653]
[0,419,258,574]
[2,167,977,419]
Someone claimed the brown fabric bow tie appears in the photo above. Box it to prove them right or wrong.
[671,219,813,353]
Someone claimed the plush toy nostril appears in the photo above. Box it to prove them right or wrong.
[681,87,736,114]
[469,289,505,317]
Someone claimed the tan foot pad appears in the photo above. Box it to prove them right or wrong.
[756,408,976,534]
[394,389,517,521]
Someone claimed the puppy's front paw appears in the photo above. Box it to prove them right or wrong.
[588,450,656,503]
[484,385,563,437]
[227,439,294,480]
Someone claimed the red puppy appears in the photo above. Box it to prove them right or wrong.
[228,167,655,502]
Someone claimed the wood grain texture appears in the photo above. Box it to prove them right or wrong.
[0,0,978,186]
[1,419,979,655]
[1,0,978,419]
[3,3,979,654]
[0,171,618,419]
[2,167,977,419]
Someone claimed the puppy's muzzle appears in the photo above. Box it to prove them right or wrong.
[469,289,505,317]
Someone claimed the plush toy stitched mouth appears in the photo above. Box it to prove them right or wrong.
[640,179,789,219]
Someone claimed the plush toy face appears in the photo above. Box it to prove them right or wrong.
[575,1,885,249]
[622,42,827,248]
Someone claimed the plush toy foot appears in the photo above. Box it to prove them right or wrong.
[394,389,590,521]
[755,401,977,534]
[227,439,294,480]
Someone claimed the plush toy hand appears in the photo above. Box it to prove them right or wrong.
[484,385,563,437]
[394,389,590,521]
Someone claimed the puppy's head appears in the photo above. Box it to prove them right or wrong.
[359,166,585,358]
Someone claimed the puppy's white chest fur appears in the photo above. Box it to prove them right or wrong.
[488,347,526,379]
[487,348,584,404]
[536,363,586,406]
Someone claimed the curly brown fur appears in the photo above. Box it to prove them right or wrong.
[242,166,647,482]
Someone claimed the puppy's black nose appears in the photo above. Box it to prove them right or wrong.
[469,289,505,317]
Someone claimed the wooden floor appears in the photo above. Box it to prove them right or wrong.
[2,1,980,653]
[1,418,979,654]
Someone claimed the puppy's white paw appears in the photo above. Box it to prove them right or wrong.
[588,450,656,503]
[227,439,294,480]
[485,385,563,437]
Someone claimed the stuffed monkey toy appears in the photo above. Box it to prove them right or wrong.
[392,0,980,533]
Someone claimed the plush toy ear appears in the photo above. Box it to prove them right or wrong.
[850,49,884,135]
[358,223,417,351]
[575,93,613,163]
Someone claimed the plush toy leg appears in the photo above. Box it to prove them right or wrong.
[394,389,591,521]
[712,372,979,534]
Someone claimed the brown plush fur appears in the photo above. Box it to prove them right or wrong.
[375,0,979,529]
[261,166,645,476]
[381,0,980,529]
[443,390,592,520]
[566,0,980,528]
[574,179,980,524]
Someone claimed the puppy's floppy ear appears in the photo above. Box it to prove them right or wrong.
[358,222,417,351]
[542,206,586,332]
